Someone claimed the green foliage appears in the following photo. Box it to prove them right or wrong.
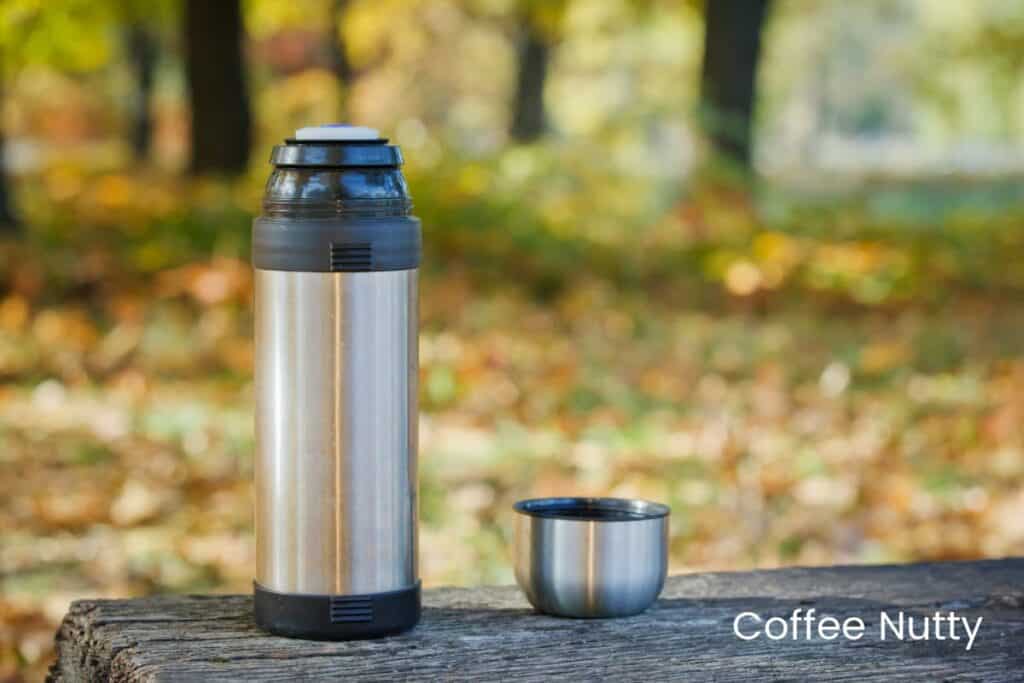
[0,0,117,71]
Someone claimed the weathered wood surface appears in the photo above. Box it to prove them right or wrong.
[50,558,1024,682]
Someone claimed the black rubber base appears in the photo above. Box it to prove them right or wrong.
[254,581,420,640]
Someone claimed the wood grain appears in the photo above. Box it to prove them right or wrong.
[49,559,1024,681]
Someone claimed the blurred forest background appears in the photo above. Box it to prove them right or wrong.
[3,0,1024,678]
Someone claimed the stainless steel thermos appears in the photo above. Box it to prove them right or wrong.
[252,125,420,639]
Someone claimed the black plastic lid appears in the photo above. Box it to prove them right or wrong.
[254,128,420,272]
[270,139,404,168]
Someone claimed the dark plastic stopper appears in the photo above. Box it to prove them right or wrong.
[252,135,421,273]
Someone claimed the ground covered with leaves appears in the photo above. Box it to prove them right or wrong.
[2,166,1024,679]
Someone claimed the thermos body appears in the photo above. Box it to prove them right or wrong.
[254,268,418,595]
[252,127,421,639]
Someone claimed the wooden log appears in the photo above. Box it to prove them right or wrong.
[49,559,1024,681]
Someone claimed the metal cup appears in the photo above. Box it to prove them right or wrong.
[513,497,670,618]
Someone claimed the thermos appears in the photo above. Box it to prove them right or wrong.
[252,125,421,639]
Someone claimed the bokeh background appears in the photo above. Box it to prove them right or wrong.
[3,0,1024,678]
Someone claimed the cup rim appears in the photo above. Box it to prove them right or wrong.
[513,496,670,522]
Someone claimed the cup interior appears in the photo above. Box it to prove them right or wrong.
[514,497,669,522]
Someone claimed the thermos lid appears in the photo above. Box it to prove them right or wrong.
[270,123,403,168]
[255,124,420,273]
[294,124,380,141]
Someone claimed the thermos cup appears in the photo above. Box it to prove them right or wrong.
[252,125,421,639]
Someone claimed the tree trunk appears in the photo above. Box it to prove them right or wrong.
[699,0,772,168]
[509,20,550,142]
[0,59,18,232]
[126,25,157,161]
[327,0,355,122]
[0,136,17,231]
[183,0,251,175]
